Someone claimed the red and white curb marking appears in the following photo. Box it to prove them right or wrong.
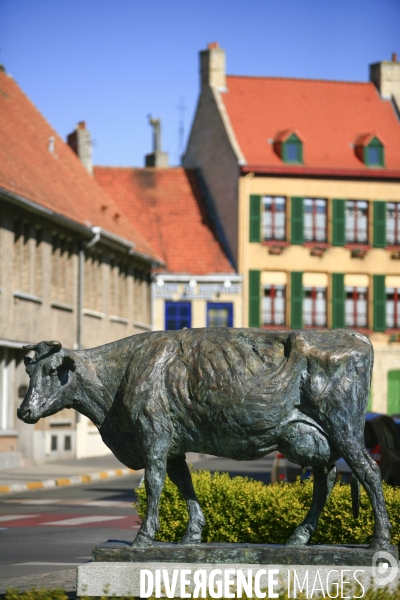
[0,467,135,495]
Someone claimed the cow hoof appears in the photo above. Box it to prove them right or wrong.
[180,532,202,545]
[132,532,153,548]
[286,525,312,546]
[369,538,391,551]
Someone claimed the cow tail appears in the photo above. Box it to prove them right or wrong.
[351,473,360,519]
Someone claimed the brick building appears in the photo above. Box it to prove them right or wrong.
[93,143,242,330]
[183,44,400,414]
[0,69,161,467]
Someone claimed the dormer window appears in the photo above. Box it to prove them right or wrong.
[366,139,384,167]
[354,134,384,167]
[274,131,303,164]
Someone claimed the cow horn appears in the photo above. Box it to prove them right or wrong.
[45,340,62,350]
[22,344,38,351]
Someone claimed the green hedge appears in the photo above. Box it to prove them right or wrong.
[135,470,400,546]
[3,593,135,600]
[4,587,400,600]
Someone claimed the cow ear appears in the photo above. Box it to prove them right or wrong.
[23,357,32,367]
[62,355,76,372]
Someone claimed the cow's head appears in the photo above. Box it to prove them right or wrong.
[17,341,77,424]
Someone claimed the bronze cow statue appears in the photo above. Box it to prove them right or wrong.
[17,328,391,549]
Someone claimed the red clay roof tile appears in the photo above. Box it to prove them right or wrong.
[221,75,400,170]
[94,166,234,275]
[0,70,160,262]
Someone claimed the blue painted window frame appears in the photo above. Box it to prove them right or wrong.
[206,302,233,327]
[165,301,192,330]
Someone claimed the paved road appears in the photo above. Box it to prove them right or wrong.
[0,454,274,584]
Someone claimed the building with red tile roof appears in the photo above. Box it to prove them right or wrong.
[94,163,242,332]
[222,75,400,173]
[0,68,161,466]
[94,166,234,275]
[0,70,160,263]
[183,43,400,416]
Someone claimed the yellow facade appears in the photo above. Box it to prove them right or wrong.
[239,174,400,413]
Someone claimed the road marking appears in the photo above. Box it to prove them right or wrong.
[85,500,133,507]
[12,562,84,566]
[2,498,133,508]
[42,515,125,526]
[3,499,59,505]
[0,513,141,528]
[0,514,36,522]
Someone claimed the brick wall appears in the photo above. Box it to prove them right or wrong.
[0,196,153,462]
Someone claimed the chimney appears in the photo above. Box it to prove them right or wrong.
[145,116,169,167]
[369,53,400,113]
[67,121,93,175]
[200,42,226,90]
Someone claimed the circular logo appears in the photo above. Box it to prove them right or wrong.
[372,551,399,586]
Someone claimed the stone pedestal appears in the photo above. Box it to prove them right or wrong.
[92,539,398,567]
[76,541,399,597]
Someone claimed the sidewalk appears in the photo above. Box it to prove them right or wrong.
[0,453,137,495]
[0,569,77,597]
[0,452,207,496]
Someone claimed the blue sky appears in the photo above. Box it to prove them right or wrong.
[1,0,399,167]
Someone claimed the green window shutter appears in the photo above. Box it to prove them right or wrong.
[291,271,303,329]
[332,199,346,246]
[248,270,261,328]
[291,197,304,245]
[388,370,400,414]
[332,273,345,328]
[373,274,386,332]
[373,201,386,248]
[249,195,261,242]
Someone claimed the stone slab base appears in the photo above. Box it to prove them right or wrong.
[92,540,399,567]
[77,562,400,598]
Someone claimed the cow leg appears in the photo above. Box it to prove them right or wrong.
[132,431,171,548]
[336,440,391,550]
[286,464,336,546]
[167,455,206,545]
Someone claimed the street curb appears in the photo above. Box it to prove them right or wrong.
[0,467,136,495]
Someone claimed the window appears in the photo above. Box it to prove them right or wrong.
[64,436,71,451]
[84,252,102,312]
[262,196,286,241]
[282,133,303,164]
[263,285,285,326]
[165,302,191,330]
[304,199,327,242]
[386,288,400,329]
[345,287,368,328]
[51,435,58,451]
[110,261,128,318]
[207,303,233,327]
[355,135,384,167]
[386,203,400,245]
[286,143,299,161]
[133,270,151,326]
[303,287,327,327]
[0,348,13,431]
[368,147,380,165]
[13,221,43,296]
[345,201,368,244]
[365,138,384,167]
[51,236,73,304]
